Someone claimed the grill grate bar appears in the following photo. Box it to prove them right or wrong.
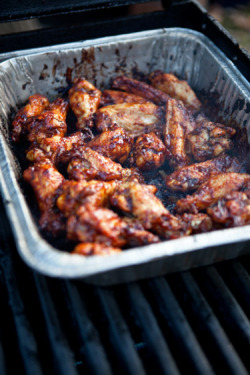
[145,277,215,375]
[193,266,250,368]
[62,281,113,375]
[123,283,181,375]
[95,287,146,375]
[32,274,78,375]
[170,271,248,375]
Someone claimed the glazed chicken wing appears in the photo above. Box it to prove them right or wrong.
[26,132,85,165]
[164,98,195,170]
[23,162,65,234]
[96,102,164,136]
[26,98,69,144]
[207,190,250,227]
[110,181,189,239]
[131,132,166,171]
[56,179,118,216]
[179,213,213,233]
[64,146,123,181]
[165,154,242,192]
[68,77,101,129]
[112,75,169,105]
[187,115,236,161]
[87,125,133,164]
[149,70,201,111]
[12,94,49,143]
[100,89,150,106]
[176,172,250,214]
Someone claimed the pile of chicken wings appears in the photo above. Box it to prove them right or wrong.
[11,71,250,257]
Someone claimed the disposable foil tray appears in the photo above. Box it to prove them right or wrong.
[0,28,249,285]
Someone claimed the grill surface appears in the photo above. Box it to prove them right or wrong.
[1,1,250,374]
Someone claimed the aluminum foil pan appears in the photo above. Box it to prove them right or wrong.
[0,28,249,285]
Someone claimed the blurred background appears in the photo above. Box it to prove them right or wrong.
[199,0,250,51]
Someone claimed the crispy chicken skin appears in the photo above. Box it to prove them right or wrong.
[176,173,250,214]
[87,125,133,164]
[96,102,164,136]
[23,162,65,234]
[112,75,169,105]
[72,242,122,256]
[100,90,150,106]
[187,115,236,161]
[149,70,201,111]
[165,154,242,192]
[12,94,49,143]
[164,98,195,170]
[131,132,166,171]
[207,190,250,227]
[26,98,69,144]
[26,132,85,165]
[68,77,101,129]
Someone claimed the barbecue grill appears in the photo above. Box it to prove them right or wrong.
[1,1,250,374]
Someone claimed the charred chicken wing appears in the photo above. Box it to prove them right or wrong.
[88,125,133,164]
[131,132,166,171]
[100,89,150,106]
[176,172,250,214]
[207,190,250,227]
[68,77,101,129]
[165,154,242,192]
[149,70,201,111]
[187,115,236,161]
[26,98,69,144]
[12,94,49,143]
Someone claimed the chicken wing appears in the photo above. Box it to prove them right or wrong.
[26,98,69,144]
[187,115,236,161]
[56,179,118,216]
[64,146,123,181]
[87,125,133,164]
[176,172,250,214]
[179,213,213,233]
[207,190,250,227]
[131,132,166,171]
[111,75,169,105]
[164,98,195,170]
[100,89,150,106]
[68,77,101,129]
[12,94,49,143]
[149,70,201,111]
[26,132,85,165]
[96,102,164,136]
[110,181,188,239]
[23,162,65,234]
[165,154,242,192]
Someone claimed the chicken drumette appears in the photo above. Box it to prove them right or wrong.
[187,115,236,161]
[68,77,101,129]
[12,94,49,143]
[131,132,166,171]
